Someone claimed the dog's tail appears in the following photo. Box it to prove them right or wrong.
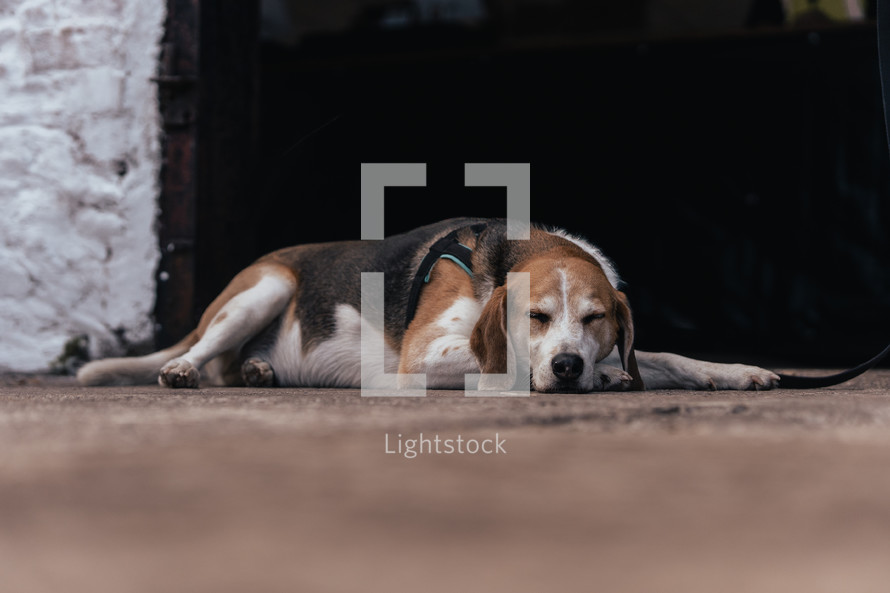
[76,331,199,386]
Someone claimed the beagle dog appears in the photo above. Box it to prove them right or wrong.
[77,218,780,392]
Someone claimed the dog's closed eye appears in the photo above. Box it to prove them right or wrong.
[529,311,550,323]
[583,313,606,324]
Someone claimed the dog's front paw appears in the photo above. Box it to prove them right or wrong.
[159,358,200,388]
[595,365,634,391]
[241,358,275,387]
[698,363,780,391]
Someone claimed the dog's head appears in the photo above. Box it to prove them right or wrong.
[470,250,642,393]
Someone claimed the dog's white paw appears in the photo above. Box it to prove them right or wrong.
[595,365,634,392]
[241,358,275,387]
[159,358,200,389]
[691,362,780,391]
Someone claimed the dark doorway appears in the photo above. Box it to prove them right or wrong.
[160,1,890,367]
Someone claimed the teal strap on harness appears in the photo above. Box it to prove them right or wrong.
[423,250,473,282]
[405,223,486,329]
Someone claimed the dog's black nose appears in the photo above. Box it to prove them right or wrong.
[551,353,584,381]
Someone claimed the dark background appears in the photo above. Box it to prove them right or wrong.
[188,0,890,367]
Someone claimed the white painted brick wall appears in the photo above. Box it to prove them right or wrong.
[0,0,166,372]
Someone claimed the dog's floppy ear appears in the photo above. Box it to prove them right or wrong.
[470,285,509,375]
[615,291,645,391]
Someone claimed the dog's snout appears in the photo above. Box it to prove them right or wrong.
[551,353,584,381]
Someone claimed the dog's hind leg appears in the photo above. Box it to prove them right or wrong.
[240,357,276,387]
[159,264,296,388]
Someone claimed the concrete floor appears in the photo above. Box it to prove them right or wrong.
[2,371,890,593]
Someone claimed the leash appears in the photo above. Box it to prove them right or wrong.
[776,8,890,388]
[880,0,890,151]
[777,342,890,388]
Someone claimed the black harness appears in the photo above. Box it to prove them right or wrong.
[404,223,487,329]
